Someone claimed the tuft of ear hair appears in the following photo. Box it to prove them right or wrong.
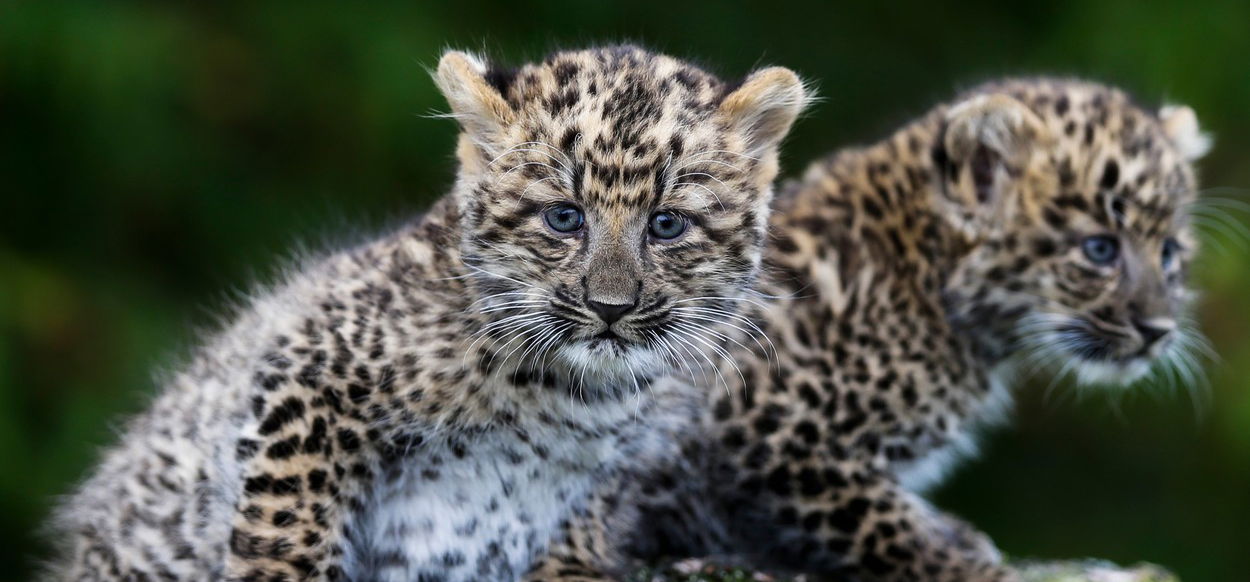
[719,67,811,157]
[435,51,516,149]
[944,94,1050,167]
[1159,104,1212,161]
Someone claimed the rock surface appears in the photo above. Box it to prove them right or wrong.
[629,558,1178,582]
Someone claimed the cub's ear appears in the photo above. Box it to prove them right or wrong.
[435,51,515,151]
[1159,104,1212,161]
[719,67,810,156]
[940,94,1051,238]
[944,94,1050,189]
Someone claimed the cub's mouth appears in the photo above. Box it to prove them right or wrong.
[586,331,625,351]
[583,328,640,358]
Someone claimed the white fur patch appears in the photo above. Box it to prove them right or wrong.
[894,372,1014,493]
[554,341,669,385]
[1073,357,1153,387]
[343,433,616,582]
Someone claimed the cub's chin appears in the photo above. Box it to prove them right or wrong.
[1071,357,1155,387]
[1067,329,1180,388]
[554,339,669,384]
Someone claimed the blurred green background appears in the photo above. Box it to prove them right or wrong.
[2,1,1248,581]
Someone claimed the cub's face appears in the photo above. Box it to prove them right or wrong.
[435,47,807,383]
[940,82,1209,386]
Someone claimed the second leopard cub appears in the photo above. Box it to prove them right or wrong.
[531,79,1209,582]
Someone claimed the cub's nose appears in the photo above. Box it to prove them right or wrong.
[1133,317,1175,348]
[588,299,635,324]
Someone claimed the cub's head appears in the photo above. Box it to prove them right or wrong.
[939,79,1209,386]
[435,46,808,382]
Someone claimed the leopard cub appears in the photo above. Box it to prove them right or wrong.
[45,46,808,582]
[532,78,1210,582]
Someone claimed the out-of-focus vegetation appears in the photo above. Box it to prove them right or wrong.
[2,2,1248,581]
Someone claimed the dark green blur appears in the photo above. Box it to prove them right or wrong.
[2,2,1248,580]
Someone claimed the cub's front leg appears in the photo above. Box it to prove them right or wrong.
[524,491,622,582]
[224,414,371,581]
[524,541,616,582]
[756,459,1016,582]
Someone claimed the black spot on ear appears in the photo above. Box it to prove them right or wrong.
[971,145,996,204]
[1100,160,1120,190]
[484,67,519,97]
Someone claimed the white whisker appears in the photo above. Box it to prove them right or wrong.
[671,321,747,392]
[673,171,732,193]
[516,176,563,207]
[488,147,573,175]
[674,295,771,311]
[682,149,760,162]
[672,157,746,173]
[671,182,723,209]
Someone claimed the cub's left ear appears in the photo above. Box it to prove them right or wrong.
[1159,104,1212,161]
[719,67,811,156]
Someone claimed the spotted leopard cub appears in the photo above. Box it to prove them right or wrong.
[45,46,808,582]
[531,79,1209,582]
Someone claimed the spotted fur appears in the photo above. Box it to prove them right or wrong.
[44,46,808,582]
[529,78,1209,582]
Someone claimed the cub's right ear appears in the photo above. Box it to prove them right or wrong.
[435,51,515,150]
[940,94,1051,239]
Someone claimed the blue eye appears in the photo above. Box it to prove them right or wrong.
[1162,238,1181,269]
[1081,235,1120,265]
[544,204,584,233]
[649,211,687,240]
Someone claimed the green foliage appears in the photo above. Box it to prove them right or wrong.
[2,2,1249,581]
